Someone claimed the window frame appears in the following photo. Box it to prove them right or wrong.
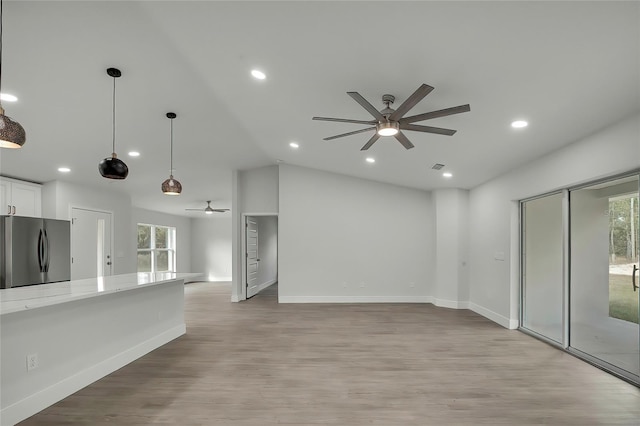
[137,223,176,273]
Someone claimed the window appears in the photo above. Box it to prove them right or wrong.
[137,224,176,272]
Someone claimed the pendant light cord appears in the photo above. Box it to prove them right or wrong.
[0,0,4,96]
[112,76,116,155]
[170,117,174,175]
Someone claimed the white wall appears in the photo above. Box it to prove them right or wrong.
[469,113,640,328]
[254,215,278,288]
[278,164,433,302]
[239,165,279,213]
[132,207,192,273]
[42,180,135,274]
[232,166,279,300]
[190,217,232,281]
[434,189,469,307]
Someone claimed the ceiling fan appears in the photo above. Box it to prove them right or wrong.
[185,201,229,215]
[313,83,470,150]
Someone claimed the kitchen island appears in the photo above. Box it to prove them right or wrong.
[0,272,200,425]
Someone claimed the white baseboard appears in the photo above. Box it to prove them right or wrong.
[434,298,470,309]
[469,303,518,329]
[1,324,186,426]
[279,296,433,303]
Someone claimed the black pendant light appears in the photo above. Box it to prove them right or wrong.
[161,112,182,195]
[0,0,26,149]
[98,68,128,179]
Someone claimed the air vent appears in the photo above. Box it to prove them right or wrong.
[432,163,445,170]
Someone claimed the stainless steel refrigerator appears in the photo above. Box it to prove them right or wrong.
[0,216,71,288]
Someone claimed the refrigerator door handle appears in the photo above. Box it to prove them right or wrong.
[7,204,11,215]
[37,229,45,272]
[44,229,50,272]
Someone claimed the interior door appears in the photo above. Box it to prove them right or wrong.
[246,216,260,298]
[71,208,113,280]
[569,175,639,380]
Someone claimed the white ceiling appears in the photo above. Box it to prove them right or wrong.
[1,1,638,217]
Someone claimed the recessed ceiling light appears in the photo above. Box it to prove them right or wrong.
[511,120,528,128]
[0,93,18,102]
[366,157,375,163]
[289,142,299,148]
[251,69,266,80]
[442,172,453,178]
[128,151,140,157]
[58,167,71,173]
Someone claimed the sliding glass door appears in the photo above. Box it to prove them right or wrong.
[569,175,639,379]
[521,192,564,343]
[521,173,639,383]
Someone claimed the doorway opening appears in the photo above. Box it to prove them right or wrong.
[242,214,278,300]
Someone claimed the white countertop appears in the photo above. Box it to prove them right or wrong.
[0,272,202,315]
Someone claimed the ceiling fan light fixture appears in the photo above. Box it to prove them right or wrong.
[205,209,214,215]
[376,121,399,137]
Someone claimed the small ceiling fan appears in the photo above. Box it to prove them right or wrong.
[185,201,229,215]
[313,83,470,150]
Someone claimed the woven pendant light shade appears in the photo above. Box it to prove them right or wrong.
[162,175,182,195]
[0,0,26,149]
[0,109,26,148]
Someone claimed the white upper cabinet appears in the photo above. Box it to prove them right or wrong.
[0,177,42,217]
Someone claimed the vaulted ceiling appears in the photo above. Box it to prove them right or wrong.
[1,1,638,216]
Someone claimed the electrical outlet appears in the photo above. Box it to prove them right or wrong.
[26,353,38,371]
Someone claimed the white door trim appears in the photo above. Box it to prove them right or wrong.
[240,212,278,301]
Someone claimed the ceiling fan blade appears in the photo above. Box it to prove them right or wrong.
[211,209,230,212]
[388,84,434,121]
[323,127,375,141]
[394,131,415,150]
[347,92,385,121]
[185,208,204,211]
[400,104,471,124]
[313,117,377,125]
[401,123,457,136]
[360,134,380,151]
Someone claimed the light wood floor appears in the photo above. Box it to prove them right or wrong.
[20,282,640,425]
